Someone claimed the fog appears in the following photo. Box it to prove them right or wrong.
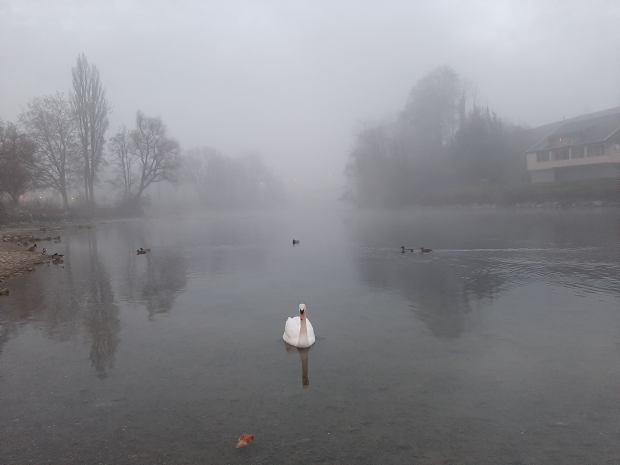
[1,0,619,202]
[3,5,620,461]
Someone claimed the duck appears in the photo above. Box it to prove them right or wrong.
[420,247,432,253]
[401,246,414,253]
[292,239,300,245]
[51,253,64,259]
[283,304,315,348]
[27,244,37,252]
[136,248,148,255]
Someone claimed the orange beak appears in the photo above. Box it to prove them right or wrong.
[300,312,305,320]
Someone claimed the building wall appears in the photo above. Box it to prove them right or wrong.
[555,163,620,181]
[528,142,620,182]
[530,169,555,183]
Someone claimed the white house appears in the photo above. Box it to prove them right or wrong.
[526,107,620,183]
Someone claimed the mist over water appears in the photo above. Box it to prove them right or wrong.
[0,206,618,464]
[1,3,619,462]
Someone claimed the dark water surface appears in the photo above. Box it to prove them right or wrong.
[1,207,619,464]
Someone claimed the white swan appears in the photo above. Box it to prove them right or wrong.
[283,304,315,348]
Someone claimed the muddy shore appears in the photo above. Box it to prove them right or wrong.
[0,225,80,285]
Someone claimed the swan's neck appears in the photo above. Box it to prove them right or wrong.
[298,317,309,346]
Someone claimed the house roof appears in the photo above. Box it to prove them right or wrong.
[527,107,620,153]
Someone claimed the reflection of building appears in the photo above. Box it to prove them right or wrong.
[526,107,620,183]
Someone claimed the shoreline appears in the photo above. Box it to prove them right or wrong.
[0,197,616,285]
[0,225,78,285]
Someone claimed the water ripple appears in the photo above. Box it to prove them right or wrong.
[350,245,620,298]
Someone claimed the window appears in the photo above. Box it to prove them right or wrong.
[571,147,584,158]
[537,151,549,162]
[556,148,569,160]
[588,145,604,157]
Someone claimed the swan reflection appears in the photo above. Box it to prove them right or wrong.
[284,342,311,388]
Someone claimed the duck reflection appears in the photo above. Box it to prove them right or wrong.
[284,342,311,388]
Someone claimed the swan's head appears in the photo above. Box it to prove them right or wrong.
[299,303,306,320]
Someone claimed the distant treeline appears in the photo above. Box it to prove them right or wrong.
[0,53,284,213]
[178,147,285,209]
[344,65,541,207]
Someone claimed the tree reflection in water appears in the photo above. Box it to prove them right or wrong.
[346,209,620,340]
[83,232,120,379]
[140,252,187,319]
[114,221,188,320]
[0,230,120,379]
[120,249,188,320]
[354,252,499,339]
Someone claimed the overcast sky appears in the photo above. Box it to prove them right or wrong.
[1,0,619,190]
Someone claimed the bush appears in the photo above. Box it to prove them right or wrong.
[416,177,618,207]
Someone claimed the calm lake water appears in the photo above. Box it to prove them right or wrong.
[1,206,619,464]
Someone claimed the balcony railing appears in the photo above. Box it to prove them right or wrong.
[527,144,620,171]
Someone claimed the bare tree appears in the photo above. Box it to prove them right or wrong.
[108,125,136,202]
[401,65,462,150]
[70,53,110,207]
[179,147,221,204]
[130,111,180,206]
[21,94,80,209]
[0,121,37,205]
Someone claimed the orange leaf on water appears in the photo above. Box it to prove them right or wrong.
[236,434,254,448]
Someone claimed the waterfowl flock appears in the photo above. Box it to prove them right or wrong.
[0,228,159,298]
[401,246,433,253]
[7,233,68,274]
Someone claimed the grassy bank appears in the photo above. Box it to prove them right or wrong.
[417,177,618,207]
[0,204,140,226]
